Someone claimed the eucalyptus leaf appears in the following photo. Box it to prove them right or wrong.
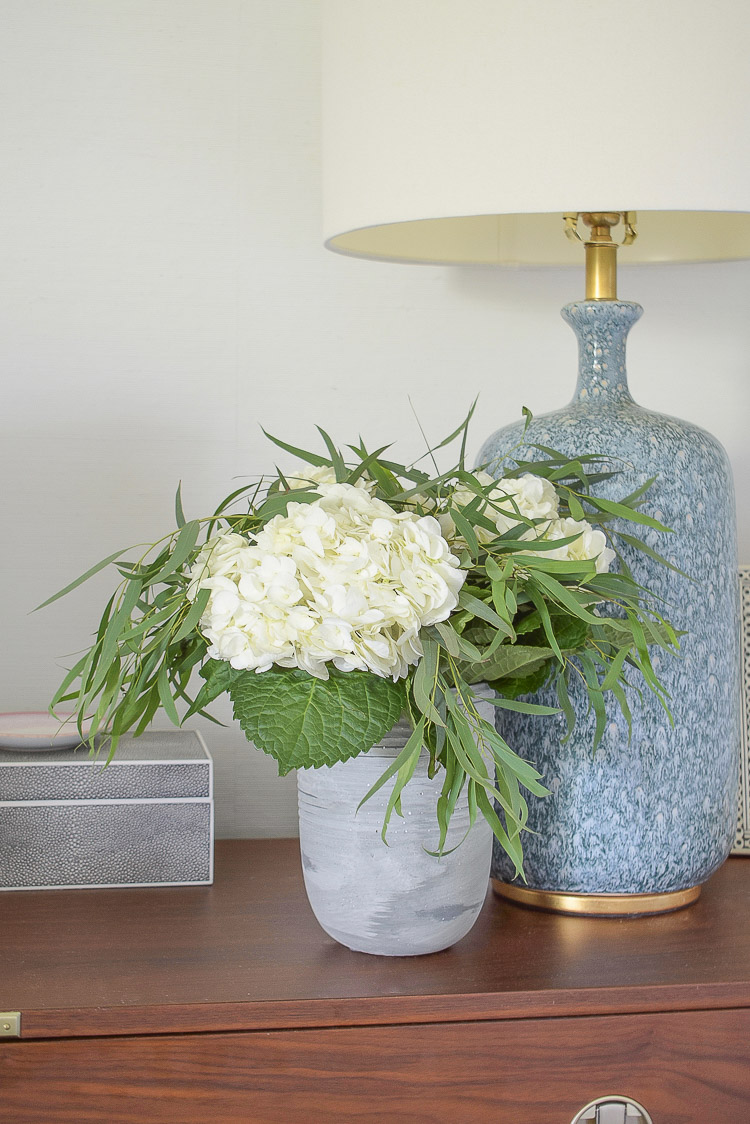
[171,587,210,645]
[458,591,515,637]
[486,697,560,716]
[34,549,130,611]
[412,635,444,726]
[260,428,331,467]
[315,425,347,480]
[150,521,200,584]
[157,662,181,726]
[556,672,577,739]
[579,651,607,750]
[526,587,564,664]
[616,531,691,578]
[585,494,672,533]
[357,717,426,813]
[174,482,186,528]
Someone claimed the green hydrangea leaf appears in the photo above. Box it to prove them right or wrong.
[521,612,590,653]
[228,667,407,774]
[515,611,541,635]
[184,658,242,718]
[491,659,553,700]
[462,644,554,686]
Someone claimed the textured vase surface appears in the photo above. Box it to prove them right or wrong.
[478,300,740,895]
[297,718,492,956]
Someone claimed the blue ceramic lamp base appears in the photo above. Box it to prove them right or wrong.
[479,300,741,915]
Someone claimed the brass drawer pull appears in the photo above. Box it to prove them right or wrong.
[0,1012,20,1038]
[570,1097,653,1124]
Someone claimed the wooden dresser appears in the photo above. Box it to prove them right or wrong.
[2,839,750,1122]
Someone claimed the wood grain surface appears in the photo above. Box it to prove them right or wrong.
[3,841,750,1038]
[3,1008,749,1123]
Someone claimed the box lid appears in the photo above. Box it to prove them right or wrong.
[0,730,212,803]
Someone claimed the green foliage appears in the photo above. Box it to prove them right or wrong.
[229,667,406,774]
[43,404,680,876]
[493,660,553,701]
[186,658,243,717]
[462,644,553,687]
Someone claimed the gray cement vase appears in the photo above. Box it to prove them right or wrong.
[478,300,740,914]
[297,713,492,956]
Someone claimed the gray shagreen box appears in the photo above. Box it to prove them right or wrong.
[0,730,213,890]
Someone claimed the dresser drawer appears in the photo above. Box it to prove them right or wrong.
[3,1007,749,1123]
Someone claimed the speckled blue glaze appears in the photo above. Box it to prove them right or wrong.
[479,301,740,894]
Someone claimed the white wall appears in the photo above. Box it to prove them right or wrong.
[3,1,749,838]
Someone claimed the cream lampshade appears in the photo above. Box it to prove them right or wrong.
[323,0,750,270]
[321,0,747,916]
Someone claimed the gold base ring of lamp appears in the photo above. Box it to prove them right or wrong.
[492,879,701,917]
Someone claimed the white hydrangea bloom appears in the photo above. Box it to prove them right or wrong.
[439,471,559,544]
[490,473,559,537]
[188,483,466,681]
[284,463,374,492]
[543,517,616,573]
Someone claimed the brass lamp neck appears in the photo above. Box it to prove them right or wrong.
[583,212,619,300]
[563,211,637,301]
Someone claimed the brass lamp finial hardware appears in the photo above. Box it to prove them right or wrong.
[562,211,638,301]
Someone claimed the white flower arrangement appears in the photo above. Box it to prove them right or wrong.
[43,409,677,875]
[189,472,614,685]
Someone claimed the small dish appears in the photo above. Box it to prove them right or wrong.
[0,712,92,751]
